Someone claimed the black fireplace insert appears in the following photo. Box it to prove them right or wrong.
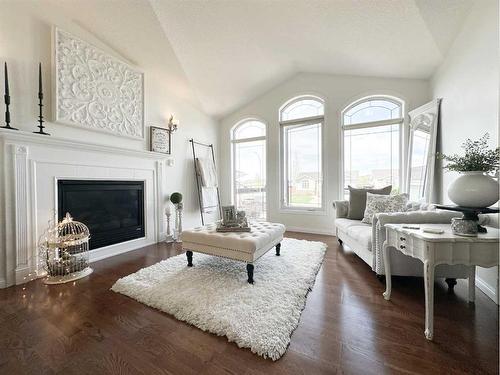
[58,180,145,250]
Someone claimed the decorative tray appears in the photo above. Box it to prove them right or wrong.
[216,224,251,232]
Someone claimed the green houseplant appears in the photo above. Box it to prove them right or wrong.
[170,192,183,204]
[169,192,183,242]
[438,133,499,173]
[438,133,499,208]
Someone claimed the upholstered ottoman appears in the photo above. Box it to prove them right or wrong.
[181,222,286,283]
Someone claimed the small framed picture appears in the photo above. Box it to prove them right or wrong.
[222,205,237,226]
[150,126,171,154]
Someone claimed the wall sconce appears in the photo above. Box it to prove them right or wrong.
[149,114,179,155]
[168,114,179,133]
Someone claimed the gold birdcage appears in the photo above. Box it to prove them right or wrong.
[40,213,93,284]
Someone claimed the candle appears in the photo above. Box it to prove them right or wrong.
[38,62,43,99]
[4,62,9,98]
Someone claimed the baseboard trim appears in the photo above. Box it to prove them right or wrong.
[15,266,31,285]
[476,275,498,304]
[14,265,43,285]
[285,226,334,236]
[89,239,156,263]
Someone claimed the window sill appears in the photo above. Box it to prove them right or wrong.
[279,208,328,216]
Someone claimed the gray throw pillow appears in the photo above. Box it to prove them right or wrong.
[347,185,392,220]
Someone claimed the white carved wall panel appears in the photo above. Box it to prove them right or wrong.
[54,28,144,139]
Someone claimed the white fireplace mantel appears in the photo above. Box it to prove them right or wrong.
[0,129,174,161]
[0,129,172,288]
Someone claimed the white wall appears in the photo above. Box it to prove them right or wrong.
[431,0,499,303]
[219,72,430,234]
[0,0,218,232]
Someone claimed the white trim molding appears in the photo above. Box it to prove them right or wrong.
[476,274,498,304]
[13,145,33,284]
[285,226,334,236]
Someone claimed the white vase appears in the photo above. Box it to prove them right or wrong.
[448,171,499,208]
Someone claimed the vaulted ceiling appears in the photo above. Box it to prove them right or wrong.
[150,0,473,118]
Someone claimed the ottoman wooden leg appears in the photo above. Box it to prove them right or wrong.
[186,251,193,267]
[445,278,457,291]
[246,264,254,284]
[275,243,281,256]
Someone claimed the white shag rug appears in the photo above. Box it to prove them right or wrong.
[111,237,327,360]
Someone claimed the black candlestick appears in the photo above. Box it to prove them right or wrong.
[1,62,18,130]
[38,62,42,94]
[5,62,9,96]
[34,62,49,135]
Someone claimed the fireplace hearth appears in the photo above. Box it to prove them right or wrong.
[58,180,145,250]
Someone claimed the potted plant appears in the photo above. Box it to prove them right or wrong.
[170,192,183,241]
[170,192,183,205]
[438,133,499,207]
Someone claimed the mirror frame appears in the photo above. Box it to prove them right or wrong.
[406,99,441,203]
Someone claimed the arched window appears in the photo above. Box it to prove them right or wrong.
[342,96,404,197]
[231,120,266,220]
[280,96,324,210]
[280,98,324,122]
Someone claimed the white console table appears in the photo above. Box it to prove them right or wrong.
[382,223,499,340]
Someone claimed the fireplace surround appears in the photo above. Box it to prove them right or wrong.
[0,129,171,288]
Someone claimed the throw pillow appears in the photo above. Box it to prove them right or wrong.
[347,185,392,220]
[361,193,409,224]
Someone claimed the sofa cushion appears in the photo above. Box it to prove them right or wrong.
[336,218,364,231]
[347,185,392,220]
[346,225,372,252]
[335,218,372,252]
[362,193,408,224]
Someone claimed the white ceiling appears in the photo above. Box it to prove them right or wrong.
[150,0,473,118]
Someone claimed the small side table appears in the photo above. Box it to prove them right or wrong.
[382,223,499,340]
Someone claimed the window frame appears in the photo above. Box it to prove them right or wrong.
[340,95,405,198]
[279,96,326,213]
[230,119,267,220]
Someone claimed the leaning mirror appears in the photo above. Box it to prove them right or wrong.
[406,99,440,202]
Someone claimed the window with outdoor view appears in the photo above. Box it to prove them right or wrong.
[231,120,266,220]
[342,96,404,197]
[280,96,324,210]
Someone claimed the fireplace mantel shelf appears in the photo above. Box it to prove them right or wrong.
[0,128,173,161]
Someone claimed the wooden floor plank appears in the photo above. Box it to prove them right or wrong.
[0,231,497,374]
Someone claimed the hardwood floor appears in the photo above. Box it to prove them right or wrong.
[0,232,498,374]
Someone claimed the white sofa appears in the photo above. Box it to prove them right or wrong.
[333,201,471,284]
